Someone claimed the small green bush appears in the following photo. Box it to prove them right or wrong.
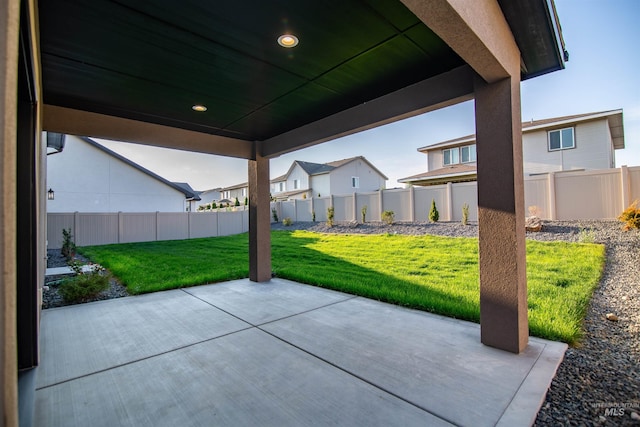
[212,202,217,209]
[361,205,368,223]
[578,227,596,244]
[327,206,335,227]
[429,199,439,223]
[272,208,279,222]
[618,200,640,230]
[61,228,77,261]
[461,203,469,226]
[381,210,394,225]
[244,197,248,206]
[283,217,293,226]
[234,197,240,207]
[59,266,110,303]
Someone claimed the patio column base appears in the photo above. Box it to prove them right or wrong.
[248,151,271,282]
[475,76,528,354]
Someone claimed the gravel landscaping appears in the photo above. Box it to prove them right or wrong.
[45,219,639,424]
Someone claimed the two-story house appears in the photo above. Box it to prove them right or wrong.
[271,156,388,200]
[47,134,201,212]
[398,110,625,186]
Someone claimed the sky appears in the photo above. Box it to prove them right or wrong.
[97,0,640,191]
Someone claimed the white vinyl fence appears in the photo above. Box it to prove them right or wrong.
[48,166,639,249]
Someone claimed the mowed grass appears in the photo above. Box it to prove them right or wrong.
[79,230,605,344]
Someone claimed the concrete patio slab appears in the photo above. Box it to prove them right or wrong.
[261,297,565,427]
[184,277,356,324]
[36,328,447,427]
[34,278,566,426]
[37,289,250,388]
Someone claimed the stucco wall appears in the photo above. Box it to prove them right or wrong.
[47,135,187,212]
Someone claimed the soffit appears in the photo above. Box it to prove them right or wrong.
[38,0,565,158]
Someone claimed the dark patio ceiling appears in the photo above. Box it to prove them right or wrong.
[38,0,565,152]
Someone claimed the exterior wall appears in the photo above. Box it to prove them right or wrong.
[427,149,443,171]
[328,159,386,195]
[47,135,187,212]
[271,180,286,194]
[424,118,615,177]
[523,119,613,175]
[227,187,247,203]
[286,164,310,192]
[310,174,330,198]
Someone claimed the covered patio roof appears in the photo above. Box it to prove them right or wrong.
[39,0,566,159]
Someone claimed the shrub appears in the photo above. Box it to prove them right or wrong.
[283,217,293,226]
[461,203,469,226]
[61,228,77,261]
[212,202,217,209]
[618,200,640,230]
[327,206,335,227]
[579,227,596,244]
[429,199,439,223]
[272,208,279,222]
[382,210,394,225]
[244,197,248,206]
[59,264,110,303]
[361,205,368,223]
[234,197,240,207]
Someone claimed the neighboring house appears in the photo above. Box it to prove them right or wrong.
[47,134,200,212]
[195,187,222,209]
[271,156,388,200]
[219,182,249,204]
[399,110,625,186]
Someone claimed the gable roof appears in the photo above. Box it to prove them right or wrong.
[280,156,389,181]
[79,137,200,200]
[418,109,625,151]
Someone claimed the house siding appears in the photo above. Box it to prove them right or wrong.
[522,119,613,175]
[310,174,330,198]
[329,159,385,195]
[287,164,310,192]
[47,135,186,212]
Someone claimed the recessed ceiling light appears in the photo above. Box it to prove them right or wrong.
[277,34,299,48]
[192,104,207,112]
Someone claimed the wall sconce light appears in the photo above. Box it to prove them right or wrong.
[47,188,54,200]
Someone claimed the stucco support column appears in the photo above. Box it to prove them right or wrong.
[1,0,20,423]
[248,151,271,282]
[475,76,528,353]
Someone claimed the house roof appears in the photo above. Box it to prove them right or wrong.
[39,1,566,160]
[80,137,200,200]
[279,156,389,182]
[418,110,625,151]
[220,182,248,191]
[398,164,477,185]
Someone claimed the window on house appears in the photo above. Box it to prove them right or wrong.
[461,144,476,163]
[241,188,247,197]
[278,182,284,192]
[352,176,360,188]
[443,148,460,165]
[548,127,575,151]
[293,179,299,189]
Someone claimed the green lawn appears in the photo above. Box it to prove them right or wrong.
[79,230,605,344]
